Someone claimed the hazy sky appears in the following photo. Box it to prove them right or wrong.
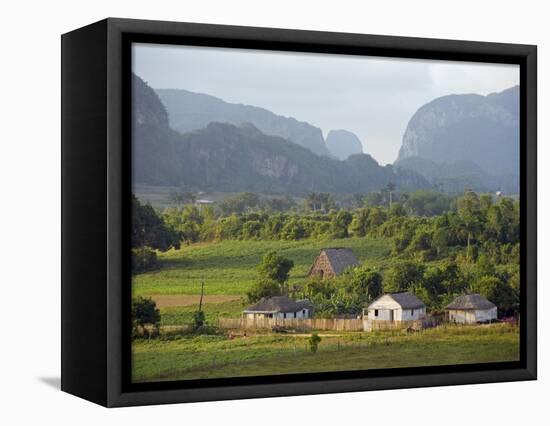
[133,43,519,165]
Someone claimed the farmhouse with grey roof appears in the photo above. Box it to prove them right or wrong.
[243,296,313,319]
[445,294,497,324]
[308,247,359,279]
[364,292,426,323]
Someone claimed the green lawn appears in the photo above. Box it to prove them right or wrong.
[132,237,392,297]
[132,323,520,382]
[159,300,244,326]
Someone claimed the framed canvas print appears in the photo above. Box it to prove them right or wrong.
[61,18,537,407]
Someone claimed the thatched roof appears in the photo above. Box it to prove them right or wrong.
[368,292,425,309]
[320,248,359,275]
[445,294,496,310]
[244,296,303,314]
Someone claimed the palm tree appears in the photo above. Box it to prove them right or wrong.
[386,182,396,207]
[306,192,321,212]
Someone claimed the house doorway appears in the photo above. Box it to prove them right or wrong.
[389,310,394,321]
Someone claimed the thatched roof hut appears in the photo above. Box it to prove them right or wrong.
[308,247,358,279]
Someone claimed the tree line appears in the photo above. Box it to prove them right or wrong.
[132,189,520,314]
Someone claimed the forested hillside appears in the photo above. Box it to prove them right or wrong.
[132,189,520,314]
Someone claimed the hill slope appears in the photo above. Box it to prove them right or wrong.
[133,74,429,194]
[397,86,519,179]
[156,88,330,156]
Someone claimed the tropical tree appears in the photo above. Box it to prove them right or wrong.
[473,275,518,313]
[305,192,322,212]
[384,260,425,293]
[132,297,160,336]
[348,266,383,303]
[306,192,336,212]
[330,210,353,238]
[386,182,396,207]
[246,278,283,303]
[257,251,294,283]
[456,190,482,260]
[350,208,370,237]
[131,195,180,251]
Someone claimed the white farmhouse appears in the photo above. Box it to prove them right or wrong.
[445,294,497,324]
[243,296,313,320]
[364,292,426,322]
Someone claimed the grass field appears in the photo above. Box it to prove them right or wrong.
[132,237,394,326]
[132,237,392,297]
[131,238,520,383]
[132,323,520,382]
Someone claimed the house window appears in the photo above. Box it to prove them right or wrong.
[374,309,378,317]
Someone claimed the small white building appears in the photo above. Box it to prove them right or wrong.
[364,292,426,322]
[243,296,313,320]
[445,294,497,324]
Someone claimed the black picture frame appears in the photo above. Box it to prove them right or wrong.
[61,17,537,407]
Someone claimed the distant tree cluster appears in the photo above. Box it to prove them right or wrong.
[131,194,180,251]
[300,265,383,317]
[218,192,296,215]
[246,251,294,303]
[131,189,520,314]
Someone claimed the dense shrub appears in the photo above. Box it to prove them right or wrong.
[246,278,283,303]
[309,333,322,353]
[132,296,160,337]
[131,247,158,273]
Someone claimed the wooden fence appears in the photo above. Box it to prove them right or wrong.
[363,317,437,332]
[218,317,364,331]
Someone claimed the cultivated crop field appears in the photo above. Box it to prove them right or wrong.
[132,323,520,382]
[131,237,520,383]
[132,237,394,325]
[133,237,392,296]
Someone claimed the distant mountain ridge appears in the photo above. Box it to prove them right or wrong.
[397,86,519,180]
[135,73,517,195]
[156,88,331,157]
[326,129,364,160]
[133,74,429,194]
[155,121,429,194]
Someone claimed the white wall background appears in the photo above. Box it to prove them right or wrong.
[1,0,547,424]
